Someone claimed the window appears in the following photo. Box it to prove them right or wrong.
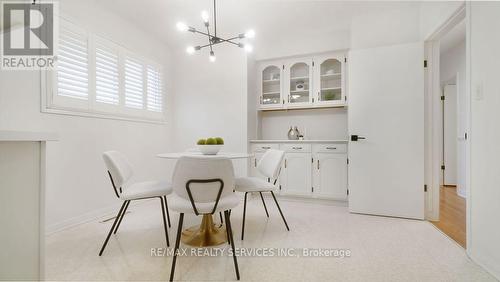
[45,18,166,123]
[125,57,144,109]
[147,65,162,112]
[95,43,119,105]
[57,25,89,100]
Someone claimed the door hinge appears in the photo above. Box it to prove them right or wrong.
[441,164,446,170]
[424,60,428,68]
[441,95,445,101]
[424,184,428,192]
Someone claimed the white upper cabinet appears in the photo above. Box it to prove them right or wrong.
[259,61,284,110]
[285,58,313,108]
[257,51,347,111]
[313,53,346,106]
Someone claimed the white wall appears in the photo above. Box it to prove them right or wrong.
[171,45,248,177]
[0,0,174,232]
[468,2,500,279]
[420,1,465,40]
[350,3,421,50]
[259,108,348,140]
[440,41,466,196]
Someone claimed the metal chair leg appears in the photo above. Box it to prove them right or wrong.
[271,191,290,231]
[99,201,127,256]
[259,192,269,217]
[113,200,130,234]
[160,197,170,247]
[241,192,248,240]
[170,213,184,282]
[163,196,171,228]
[219,211,224,224]
[225,210,240,280]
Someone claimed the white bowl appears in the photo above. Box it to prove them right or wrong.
[197,145,223,155]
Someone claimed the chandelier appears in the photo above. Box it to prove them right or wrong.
[176,0,255,62]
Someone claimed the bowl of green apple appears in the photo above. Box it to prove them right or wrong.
[196,137,224,155]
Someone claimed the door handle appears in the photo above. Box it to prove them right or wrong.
[350,135,366,141]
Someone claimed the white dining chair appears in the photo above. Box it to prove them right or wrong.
[235,149,289,240]
[99,151,172,256]
[169,157,240,281]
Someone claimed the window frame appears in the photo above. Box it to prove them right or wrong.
[41,17,167,124]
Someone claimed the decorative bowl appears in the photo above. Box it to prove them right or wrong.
[197,145,223,155]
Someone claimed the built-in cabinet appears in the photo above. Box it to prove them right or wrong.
[250,141,348,201]
[258,52,346,111]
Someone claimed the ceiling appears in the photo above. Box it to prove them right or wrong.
[96,0,424,58]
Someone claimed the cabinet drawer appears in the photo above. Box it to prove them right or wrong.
[251,143,279,152]
[313,144,347,153]
[280,143,312,153]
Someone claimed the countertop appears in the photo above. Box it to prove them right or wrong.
[249,139,348,143]
[0,130,58,141]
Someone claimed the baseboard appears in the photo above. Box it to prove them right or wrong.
[45,199,153,235]
[468,249,500,281]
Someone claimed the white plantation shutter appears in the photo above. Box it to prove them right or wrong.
[57,26,89,100]
[95,44,119,105]
[125,58,144,109]
[147,66,162,112]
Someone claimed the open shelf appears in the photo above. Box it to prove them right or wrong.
[263,79,280,84]
[263,91,280,95]
[321,73,341,78]
[290,76,309,81]
[321,87,341,91]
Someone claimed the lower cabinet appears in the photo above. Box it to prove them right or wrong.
[313,153,348,200]
[250,142,348,201]
[280,152,312,196]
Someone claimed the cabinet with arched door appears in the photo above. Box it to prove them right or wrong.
[313,54,346,106]
[258,61,284,110]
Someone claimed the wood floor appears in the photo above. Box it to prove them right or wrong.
[431,186,466,248]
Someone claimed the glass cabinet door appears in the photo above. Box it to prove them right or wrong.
[317,57,343,104]
[287,60,312,106]
[261,65,282,107]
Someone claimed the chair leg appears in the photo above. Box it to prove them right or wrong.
[163,196,171,228]
[225,210,231,245]
[170,213,184,282]
[241,192,248,240]
[160,197,170,247]
[259,192,269,218]
[219,211,224,224]
[99,201,127,256]
[270,191,290,231]
[225,210,240,280]
[113,200,130,234]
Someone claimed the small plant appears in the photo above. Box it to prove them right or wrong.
[205,138,217,145]
[215,137,224,145]
[197,139,206,145]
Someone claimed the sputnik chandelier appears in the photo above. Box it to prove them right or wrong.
[176,0,255,62]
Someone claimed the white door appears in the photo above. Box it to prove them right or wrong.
[313,54,346,106]
[348,42,425,219]
[259,62,284,110]
[314,153,348,200]
[281,153,312,196]
[443,84,458,186]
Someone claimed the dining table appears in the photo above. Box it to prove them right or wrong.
[157,151,252,247]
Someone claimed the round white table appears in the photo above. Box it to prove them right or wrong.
[157,151,252,247]
[157,152,252,160]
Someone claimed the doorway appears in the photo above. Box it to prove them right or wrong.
[425,7,468,248]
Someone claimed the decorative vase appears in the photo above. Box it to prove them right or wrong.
[287,126,300,140]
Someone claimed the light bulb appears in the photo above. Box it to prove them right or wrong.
[186,46,195,54]
[244,44,253,53]
[244,29,255,39]
[201,10,209,23]
[209,51,216,62]
[176,22,188,32]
